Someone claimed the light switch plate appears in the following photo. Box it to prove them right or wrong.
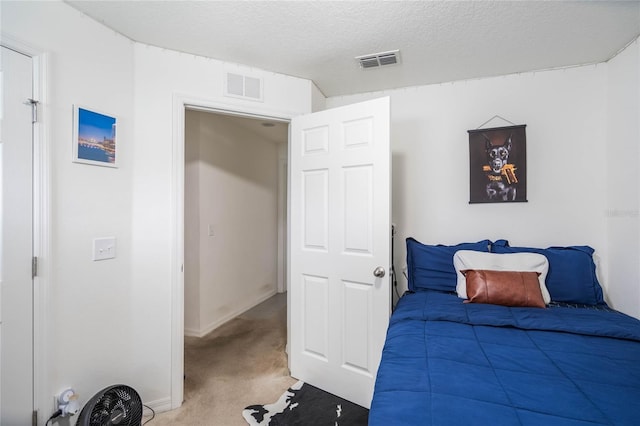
[93,237,116,261]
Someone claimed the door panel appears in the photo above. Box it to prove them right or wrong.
[0,45,34,425]
[290,97,390,408]
[344,165,373,252]
[302,170,328,250]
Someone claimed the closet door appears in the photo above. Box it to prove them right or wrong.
[1,45,35,425]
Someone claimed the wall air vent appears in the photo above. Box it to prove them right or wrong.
[224,72,264,102]
[355,50,401,69]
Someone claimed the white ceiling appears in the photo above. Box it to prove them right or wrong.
[186,107,290,144]
[66,1,640,98]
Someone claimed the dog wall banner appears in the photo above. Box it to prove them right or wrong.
[468,124,527,203]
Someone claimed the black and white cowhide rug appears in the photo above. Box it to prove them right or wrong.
[242,381,369,426]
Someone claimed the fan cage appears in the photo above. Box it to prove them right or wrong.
[76,384,143,426]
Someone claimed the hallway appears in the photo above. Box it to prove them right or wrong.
[149,293,295,425]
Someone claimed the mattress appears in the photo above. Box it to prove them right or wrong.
[369,290,640,425]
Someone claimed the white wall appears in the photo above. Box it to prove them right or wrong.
[184,110,281,337]
[3,0,314,419]
[605,40,640,319]
[131,44,312,407]
[327,65,621,310]
[5,1,639,421]
[2,0,136,417]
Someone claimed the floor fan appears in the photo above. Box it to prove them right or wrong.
[76,384,143,426]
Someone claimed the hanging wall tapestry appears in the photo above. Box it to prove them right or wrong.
[468,124,527,203]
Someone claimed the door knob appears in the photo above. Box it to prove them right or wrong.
[373,266,386,278]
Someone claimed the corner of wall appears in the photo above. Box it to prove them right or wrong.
[311,81,327,112]
[603,37,640,318]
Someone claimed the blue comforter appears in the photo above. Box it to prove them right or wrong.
[370,290,640,425]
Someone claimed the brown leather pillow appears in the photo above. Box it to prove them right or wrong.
[462,270,546,308]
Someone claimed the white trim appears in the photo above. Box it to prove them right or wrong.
[277,157,288,293]
[32,51,51,425]
[1,34,50,423]
[170,96,185,410]
[286,124,292,366]
[1,34,41,58]
[142,396,172,414]
[171,93,294,410]
[637,39,640,318]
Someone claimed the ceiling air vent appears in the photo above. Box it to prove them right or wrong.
[355,50,400,69]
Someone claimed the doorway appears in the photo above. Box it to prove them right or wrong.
[183,109,289,338]
[179,108,290,418]
[171,94,295,409]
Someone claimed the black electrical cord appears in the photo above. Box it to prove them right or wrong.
[392,265,400,301]
[45,409,62,426]
[142,404,156,425]
[391,225,400,311]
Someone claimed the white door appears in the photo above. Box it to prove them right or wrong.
[290,96,391,408]
[0,45,35,425]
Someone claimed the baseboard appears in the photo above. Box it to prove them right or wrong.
[185,289,278,338]
[143,396,172,414]
[184,325,201,337]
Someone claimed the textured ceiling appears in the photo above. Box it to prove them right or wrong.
[66,1,640,97]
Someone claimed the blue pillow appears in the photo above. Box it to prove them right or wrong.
[492,240,605,305]
[406,238,491,292]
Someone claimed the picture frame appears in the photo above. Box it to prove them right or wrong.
[73,105,118,168]
[468,124,527,203]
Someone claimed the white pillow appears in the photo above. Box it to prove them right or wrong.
[453,250,551,304]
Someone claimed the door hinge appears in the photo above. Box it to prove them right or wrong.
[32,410,37,426]
[26,98,39,123]
[32,256,38,278]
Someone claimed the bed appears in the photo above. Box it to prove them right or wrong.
[369,238,640,425]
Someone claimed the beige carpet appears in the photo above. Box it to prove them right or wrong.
[147,293,297,426]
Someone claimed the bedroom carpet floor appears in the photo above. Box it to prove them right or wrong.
[146,292,296,426]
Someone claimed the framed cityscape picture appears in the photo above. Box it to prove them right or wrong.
[468,124,527,203]
[73,105,118,168]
